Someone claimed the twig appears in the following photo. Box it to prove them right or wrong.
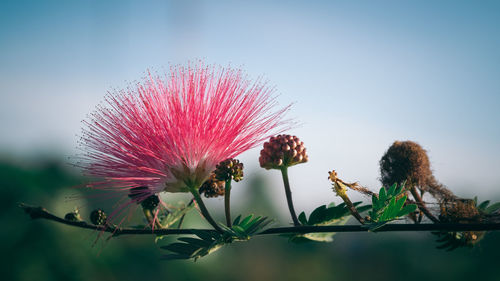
[20,203,500,237]
[410,186,440,223]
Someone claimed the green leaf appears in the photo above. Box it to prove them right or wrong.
[379,187,387,202]
[161,214,273,261]
[394,182,404,196]
[477,200,490,211]
[485,202,500,214]
[301,232,336,242]
[398,204,417,217]
[298,212,308,225]
[161,242,197,255]
[308,205,327,225]
[192,230,217,241]
[177,237,211,248]
[288,215,350,243]
[239,215,254,228]
[233,215,242,225]
[232,225,246,235]
[387,183,397,197]
[285,201,372,243]
[369,183,416,223]
[393,195,407,215]
[368,221,389,232]
[379,197,397,221]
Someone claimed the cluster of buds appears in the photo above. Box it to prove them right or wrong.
[214,158,244,182]
[259,135,308,170]
[128,186,160,210]
[199,173,226,198]
[90,209,107,226]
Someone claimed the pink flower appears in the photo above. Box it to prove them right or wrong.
[79,63,290,201]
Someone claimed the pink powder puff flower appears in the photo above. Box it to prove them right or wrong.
[78,63,291,205]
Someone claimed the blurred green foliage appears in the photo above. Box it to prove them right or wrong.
[2,157,500,281]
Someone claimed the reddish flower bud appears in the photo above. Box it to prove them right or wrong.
[259,135,308,170]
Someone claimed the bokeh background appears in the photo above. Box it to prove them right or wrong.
[1,0,500,280]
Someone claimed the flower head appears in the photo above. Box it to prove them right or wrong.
[79,63,290,202]
[259,135,308,170]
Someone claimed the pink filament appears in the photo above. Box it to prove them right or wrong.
[78,63,291,195]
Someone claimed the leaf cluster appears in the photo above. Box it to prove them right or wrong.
[432,231,479,251]
[161,214,271,260]
[475,198,500,215]
[287,202,371,243]
[369,183,416,223]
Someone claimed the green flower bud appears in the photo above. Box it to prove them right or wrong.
[141,194,160,210]
[214,158,244,182]
[90,209,107,226]
[64,209,82,222]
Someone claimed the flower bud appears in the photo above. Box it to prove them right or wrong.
[64,209,82,222]
[90,209,107,226]
[199,173,226,198]
[214,158,244,182]
[259,135,308,170]
[141,195,160,210]
[128,186,160,210]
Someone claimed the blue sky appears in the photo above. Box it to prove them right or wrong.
[1,0,499,211]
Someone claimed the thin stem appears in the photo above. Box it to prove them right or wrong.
[189,187,224,233]
[280,167,300,226]
[20,203,500,236]
[224,180,232,227]
[177,198,195,229]
[338,193,365,224]
[142,208,162,229]
[410,186,440,223]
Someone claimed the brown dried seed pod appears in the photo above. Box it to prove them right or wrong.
[439,198,485,245]
[199,173,226,198]
[379,140,455,200]
[259,135,308,170]
[439,199,481,223]
[380,141,432,188]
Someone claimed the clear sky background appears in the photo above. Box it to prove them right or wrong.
[1,0,499,213]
